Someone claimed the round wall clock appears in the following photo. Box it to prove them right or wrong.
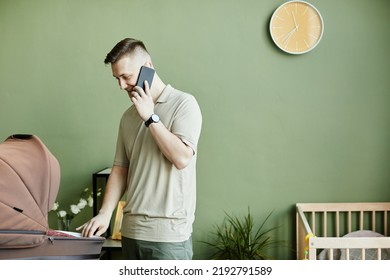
[269,1,324,54]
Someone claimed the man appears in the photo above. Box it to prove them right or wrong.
[78,38,202,260]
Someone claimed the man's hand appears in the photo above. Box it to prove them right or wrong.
[76,211,111,237]
[131,80,155,121]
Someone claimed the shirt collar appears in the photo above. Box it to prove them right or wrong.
[156,84,173,104]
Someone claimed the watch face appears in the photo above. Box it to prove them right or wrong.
[151,114,160,122]
[270,1,324,54]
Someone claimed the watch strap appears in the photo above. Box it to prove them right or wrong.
[145,114,159,127]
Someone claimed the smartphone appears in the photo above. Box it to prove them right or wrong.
[136,66,155,90]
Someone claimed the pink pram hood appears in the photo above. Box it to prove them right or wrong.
[0,134,60,234]
[0,135,104,259]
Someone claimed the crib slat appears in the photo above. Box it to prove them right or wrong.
[323,211,327,237]
[311,211,316,235]
[372,211,376,231]
[336,211,340,237]
[385,211,388,236]
[361,248,365,260]
[360,211,364,230]
[348,211,352,233]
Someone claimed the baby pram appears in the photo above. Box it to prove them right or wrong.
[0,134,104,259]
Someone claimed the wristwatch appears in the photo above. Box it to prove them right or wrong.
[145,114,160,127]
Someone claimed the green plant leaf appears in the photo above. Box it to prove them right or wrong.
[202,207,287,260]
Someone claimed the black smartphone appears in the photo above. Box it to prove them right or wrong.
[136,66,155,90]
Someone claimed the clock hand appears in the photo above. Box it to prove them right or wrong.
[283,26,298,44]
[284,32,294,47]
[292,11,298,28]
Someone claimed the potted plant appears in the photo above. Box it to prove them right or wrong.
[202,208,286,260]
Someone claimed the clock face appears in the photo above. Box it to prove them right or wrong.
[270,1,324,54]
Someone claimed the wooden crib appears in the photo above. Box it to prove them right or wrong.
[296,202,390,260]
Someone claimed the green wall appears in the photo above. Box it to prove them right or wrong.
[1,0,389,259]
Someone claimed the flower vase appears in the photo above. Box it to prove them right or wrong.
[57,217,72,231]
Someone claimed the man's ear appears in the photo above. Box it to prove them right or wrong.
[145,61,154,69]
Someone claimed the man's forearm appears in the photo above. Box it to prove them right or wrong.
[99,165,128,215]
[148,121,193,170]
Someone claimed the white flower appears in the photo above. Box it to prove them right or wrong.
[51,187,96,222]
[70,204,81,215]
[87,196,94,207]
[77,198,87,210]
[51,202,59,211]
[58,210,67,218]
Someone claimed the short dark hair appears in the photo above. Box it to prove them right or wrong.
[104,38,149,64]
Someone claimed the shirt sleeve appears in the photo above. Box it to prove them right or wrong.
[113,118,130,168]
[171,95,202,154]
